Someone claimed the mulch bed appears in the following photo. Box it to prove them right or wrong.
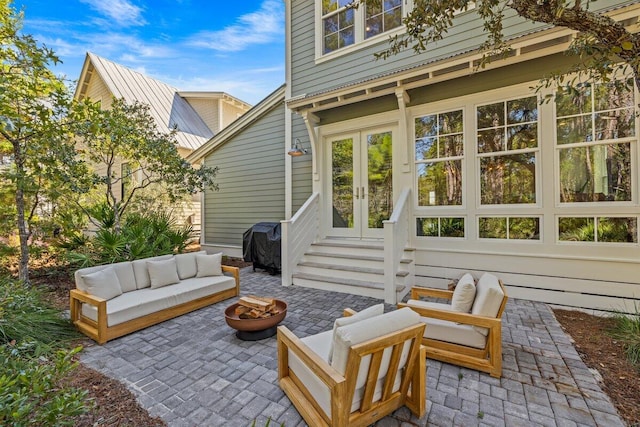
[63,363,167,427]
[553,309,640,425]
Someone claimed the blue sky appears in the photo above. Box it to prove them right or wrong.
[15,0,285,105]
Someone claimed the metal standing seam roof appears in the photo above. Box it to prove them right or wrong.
[80,53,214,151]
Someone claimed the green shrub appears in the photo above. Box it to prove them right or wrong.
[0,343,90,426]
[0,276,79,349]
[609,305,640,368]
[68,207,193,267]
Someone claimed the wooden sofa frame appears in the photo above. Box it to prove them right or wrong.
[399,281,508,378]
[70,265,240,344]
[277,309,427,427]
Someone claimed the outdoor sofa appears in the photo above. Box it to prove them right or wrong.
[70,250,239,344]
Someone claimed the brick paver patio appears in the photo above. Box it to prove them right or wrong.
[80,267,625,426]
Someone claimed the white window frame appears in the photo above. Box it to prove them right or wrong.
[556,215,639,246]
[314,1,476,63]
[475,94,542,209]
[477,215,542,242]
[315,0,413,63]
[553,79,638,207]
[413,107,466,210]
[416,216,466,239]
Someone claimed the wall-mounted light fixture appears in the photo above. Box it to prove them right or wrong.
[287,138,308,157]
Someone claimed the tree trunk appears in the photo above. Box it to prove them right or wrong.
[13,144,30,283]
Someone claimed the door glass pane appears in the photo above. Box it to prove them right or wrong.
[332,138,353,228]
[367,131,392,229]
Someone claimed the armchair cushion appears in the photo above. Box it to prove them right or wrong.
[471,273,505,336]
[331,308,420,387]
[406,299,454,311]
[451,273,476,313]
[82,267,123,301]
[286,308,421,420]
[420,317,487,349]
[329,303,384,361]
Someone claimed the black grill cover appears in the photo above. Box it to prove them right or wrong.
[242,222,281,274]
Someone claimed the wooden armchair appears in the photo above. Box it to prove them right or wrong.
[277,307,427,427]
[399,272,508,378]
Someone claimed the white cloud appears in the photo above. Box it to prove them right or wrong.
[82,33,175,59]
[79,0,146,27]
[190,0,284,52]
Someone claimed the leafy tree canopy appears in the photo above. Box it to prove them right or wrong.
[73,97,218,229]
[0,0,90,282]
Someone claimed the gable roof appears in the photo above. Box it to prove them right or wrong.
[187,84,286,164]
[74,52,214,151]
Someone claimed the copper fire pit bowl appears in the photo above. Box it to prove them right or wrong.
[224,299,287,340]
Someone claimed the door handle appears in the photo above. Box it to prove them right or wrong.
[355,187,359,199]
[361,186,366,199]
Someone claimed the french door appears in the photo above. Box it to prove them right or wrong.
[327,127,394,238]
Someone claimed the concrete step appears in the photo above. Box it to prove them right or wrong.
[310,240,384,257]
[296,261,409,283]
[303,250,413,270]
[291,272,406,300]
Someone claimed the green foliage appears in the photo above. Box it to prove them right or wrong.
[0,0,92,282]
[73,97,218,230]
[0,276,79,348]
[68,207,193,267]
[0,343,90,426]
[609,305,640,368]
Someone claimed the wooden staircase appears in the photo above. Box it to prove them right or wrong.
[291,238,413,301]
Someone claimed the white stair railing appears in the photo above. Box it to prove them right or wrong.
[383,188,411,304]
[281,192,320,287]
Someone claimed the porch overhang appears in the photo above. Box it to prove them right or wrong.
[286,4,640,115]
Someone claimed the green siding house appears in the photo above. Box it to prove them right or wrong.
[189,0,640,313]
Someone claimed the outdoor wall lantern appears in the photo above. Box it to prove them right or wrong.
[287,138,308,157]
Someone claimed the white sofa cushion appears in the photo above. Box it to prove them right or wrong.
[471,273,504,336]
[451,273,476,313]
[132,254,173,289]
[82,267,123,300]
[147,258,180,289]
[81,275,236,327]
[329,303,384,361]
[196,253,223,277]
[75,261,138,294]
[175,250,206,280]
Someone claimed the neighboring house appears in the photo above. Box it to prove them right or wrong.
[188,0,640,313]
[74,52,252,233]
